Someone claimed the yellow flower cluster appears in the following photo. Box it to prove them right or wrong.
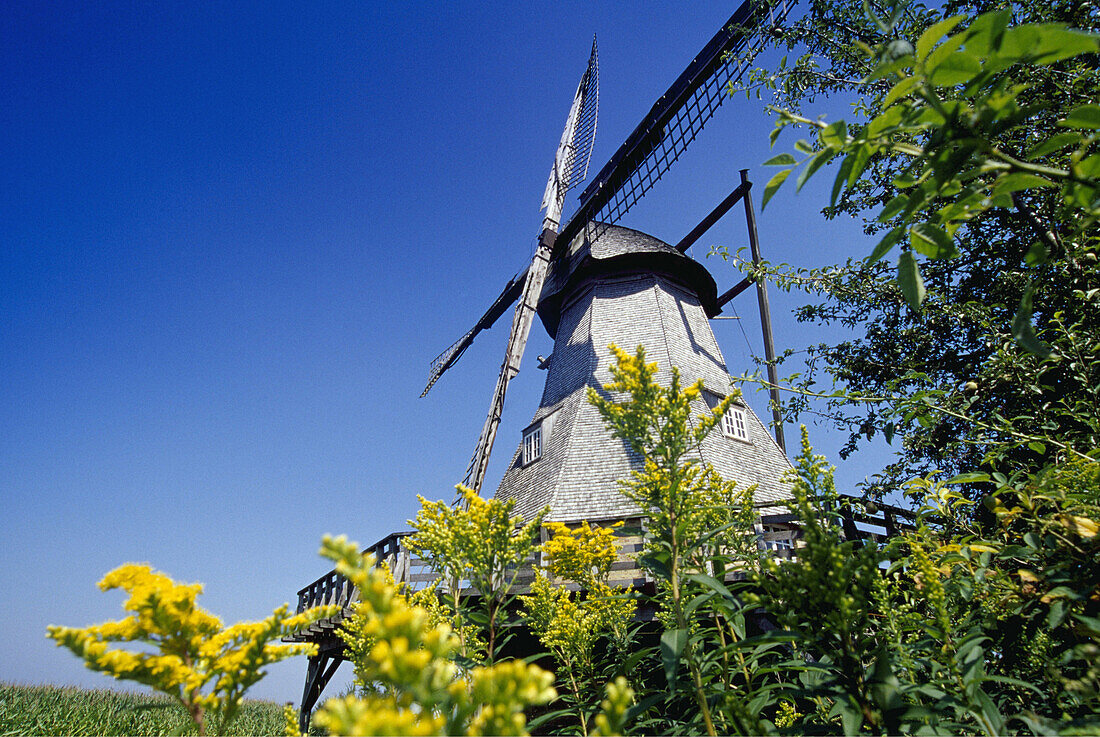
[521,521,636,735]
[592,676,635,737]
[46,564,335,736]
[522,573,598,660]
[908,533,951,637]
[314,536,556,737]
[283,702,302,736]
[404,486,547,660]
[541,521,619,588]
[406,486,545,597]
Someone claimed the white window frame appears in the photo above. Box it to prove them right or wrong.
[722,405,750,442]
[522,424,543,465]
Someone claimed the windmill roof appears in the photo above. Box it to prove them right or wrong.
[538,224,718,338]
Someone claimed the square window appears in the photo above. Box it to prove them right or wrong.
[522,425,542,465]
[722,406,750,442]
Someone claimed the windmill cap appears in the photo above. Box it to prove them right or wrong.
[537,223,719,338]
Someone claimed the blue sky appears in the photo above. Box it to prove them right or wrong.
[2,1,889,703]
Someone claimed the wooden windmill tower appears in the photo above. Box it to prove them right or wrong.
[421,0,796,522]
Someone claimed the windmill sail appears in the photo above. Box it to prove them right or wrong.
[541,37,599,228]
[557,0,792,250]
[420,269,526,397]
[461,39,599,495]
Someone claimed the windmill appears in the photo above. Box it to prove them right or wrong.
[289,5,869,723]
[422,0,794,506]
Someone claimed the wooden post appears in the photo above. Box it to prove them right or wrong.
[740,169,786,453]
[299,653,342,733]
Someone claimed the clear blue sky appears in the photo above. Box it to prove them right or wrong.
[2,1,888,703]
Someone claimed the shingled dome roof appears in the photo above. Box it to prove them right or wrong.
[537,224,719,338]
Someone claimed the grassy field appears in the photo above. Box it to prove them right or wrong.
[0,682,287,736]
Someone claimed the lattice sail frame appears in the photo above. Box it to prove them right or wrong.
[541,37,599,221]
[561,0,793,249]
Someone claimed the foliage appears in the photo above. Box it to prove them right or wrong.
[581,344,1099,734]
[589,344,762,736]
[762,10,1099,316]
[746,429,898,734]
[521,522,636,735]
[46,565,334,736]
[405,485,546,661]
[0,682,285,737]
[312,535,556,736]
[727,0,1100,494]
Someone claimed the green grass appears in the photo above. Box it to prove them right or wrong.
[0,682,286,736]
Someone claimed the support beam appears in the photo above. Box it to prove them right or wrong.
[674,181,749,254]
[716,276,752,308]
[299,653,343,733]
[740,169,786,453]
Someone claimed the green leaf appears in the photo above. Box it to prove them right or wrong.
[794,139,814,154]
[761,168,792,210]
[909,223,958,259]
[1074,154,1100,179]
[1015,25,1100,65]
[1025,132,1081,160]
[639,550,670,578]
[869,227,905,263]
[947,472,991,484]
[830,154,854,208]
[686,573,735,600]
[831,698,863,736]
[897,251,926,310]
[923,32,967,78]
[847,144,874,189]
[623,694,665,726]
[916,14,966,60]
[881,75,919,109]
[1073,614,1100,637]
[928,51,982,86]
[964,9,1011,56]
[764,152,797,166]
[796,150,833,192]
[660,629,688,688]
[973,690,1006,736]
[878,195,909,223]
[819,120,847,147]
[1028,441,1046,454]
[1011,282,1052,357]
[1058,104,1100,130]
[1024,240,1048,266]
[1049,599,1067,628]
[992,173,1056,197]
[865,105,905,138]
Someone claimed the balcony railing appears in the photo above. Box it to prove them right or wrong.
[294,498,916,620]
[296,531,437,613]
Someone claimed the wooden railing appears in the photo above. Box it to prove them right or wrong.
[295,500,915,615]
[837,497,917,543]
[296,531,436,613]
